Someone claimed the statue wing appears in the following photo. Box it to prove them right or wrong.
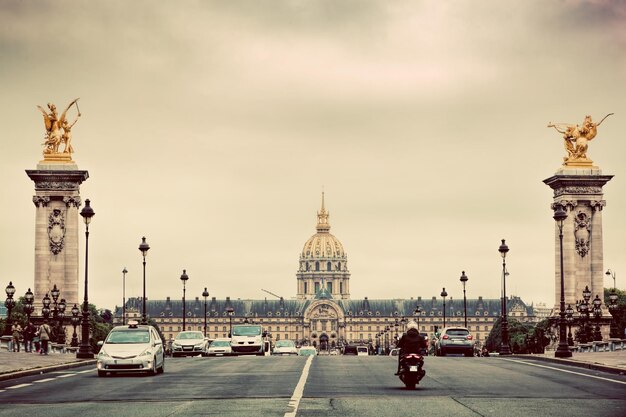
[59,98,80,125]
[36,105,52,131]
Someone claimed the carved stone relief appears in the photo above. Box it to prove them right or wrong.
[33,196,50,207]
[48,209,66,255]
[553,186,602,197]
[574,210,591,258]
[589,200,606,212]
[63,196,81,208]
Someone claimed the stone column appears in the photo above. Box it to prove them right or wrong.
[26,163,89,310]
[544,169,612,312]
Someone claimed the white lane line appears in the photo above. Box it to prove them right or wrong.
[57,373,77,378]
[6,383,33,389]
[34,378,57,383]
[284,355,314,417]
[76,369,93,374]
[506,359,626,385]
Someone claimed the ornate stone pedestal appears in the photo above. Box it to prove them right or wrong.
[544,167,612,324]
[26,161,89,310]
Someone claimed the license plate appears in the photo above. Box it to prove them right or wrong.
[409,366,418,372]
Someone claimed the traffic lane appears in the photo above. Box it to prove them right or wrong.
[0,355,306,404]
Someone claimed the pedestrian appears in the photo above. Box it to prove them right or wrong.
[11,323,23,352]
[38,319,52,355]
[23,322,36,353]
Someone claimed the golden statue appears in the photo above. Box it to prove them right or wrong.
[37,98,80,156]
[548,113,613,164]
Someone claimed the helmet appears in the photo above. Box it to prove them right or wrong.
[406,320,418,331]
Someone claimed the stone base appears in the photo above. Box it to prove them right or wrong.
[39,153,75,166]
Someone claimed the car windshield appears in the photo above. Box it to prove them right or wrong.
[447,329,469,336]
[106,329,150,344]
[211,341,230,347]
[232,325,262,336]
[275,340,295,347]
[176,332,203,340]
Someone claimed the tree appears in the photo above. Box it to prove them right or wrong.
[485,317,550,354]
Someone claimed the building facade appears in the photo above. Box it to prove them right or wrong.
[116,196,536,349]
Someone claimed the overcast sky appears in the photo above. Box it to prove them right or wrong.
[1,1,624,312]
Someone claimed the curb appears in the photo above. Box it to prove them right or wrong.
[514,355,626,376]
[0,360,96,382]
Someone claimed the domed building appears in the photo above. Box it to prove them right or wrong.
[119,194,537,352]
[297,193,350,300]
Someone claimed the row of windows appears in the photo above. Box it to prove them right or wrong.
[302,261,343,272]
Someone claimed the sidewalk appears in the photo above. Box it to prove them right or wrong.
[0,351,95,381]
[517,350,626,375]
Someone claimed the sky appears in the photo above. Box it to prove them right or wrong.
[1,0,624,312]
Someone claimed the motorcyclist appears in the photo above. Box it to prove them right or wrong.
[395,320,427,375]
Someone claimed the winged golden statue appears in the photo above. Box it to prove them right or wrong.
[37,98,81,155]
[548,113,613,164]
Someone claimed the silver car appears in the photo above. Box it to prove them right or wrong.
[96,321,165,376]
[435,326,474,357]
[273,340,298,355]
[171,331,209,357]
[207,338,233,356]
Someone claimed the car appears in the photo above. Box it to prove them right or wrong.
[420,332,430,356]
[298,346,318,356]
[273,340,298,355]
[342,345,358,355]
[207,338,232,356]
[389,348,399,356]
[434,326,474,357]
[356,345,369,356]
[96,320,165,377]
[171,331,209,357]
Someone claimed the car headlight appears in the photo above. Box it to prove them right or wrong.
[139,348,153,357]
[195,342,205,348]
[98,349,110,358]
[172,342,181,348]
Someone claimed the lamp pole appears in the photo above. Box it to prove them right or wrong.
[498,239,512,356]
[414,306,421,330]
[440,288,448,328]
[77,198,94,359]
[23,288,35,325]
[552,204,572,357]
[180,269,189,331]
[565,304,574,346]
[605,269,616,291]
[202,287,209,337]
[592,294,603,341]
[122,267,127,325]
[460,271,468,328]
[70,304,80,347]
[3,282,16,336]
[138,237,150,325]
[226,306,234,336]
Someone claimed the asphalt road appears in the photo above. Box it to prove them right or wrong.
[0,354,624,417]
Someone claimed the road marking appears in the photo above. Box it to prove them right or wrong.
[57,373,77,378]
[34,378,56,383]
[76,369,93,374]
[284,355,313,417]
[507,359,626,385]
[6,383,32,389]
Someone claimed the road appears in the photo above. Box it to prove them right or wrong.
[0,355,624,416]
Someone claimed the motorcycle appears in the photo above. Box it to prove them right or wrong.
[398,353,426,389]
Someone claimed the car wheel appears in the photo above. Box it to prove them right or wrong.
[157,356,165,374]
[97,370,107,377]
[465,350,474,357]
[149,356,158,375]
[440,348,446,357]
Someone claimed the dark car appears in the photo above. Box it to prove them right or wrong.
[342,345,358,355]
[434,327,474,357]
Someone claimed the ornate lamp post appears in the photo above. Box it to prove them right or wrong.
[565,304,574,346]
[440,288,448,328]
[460,271,469,328]
[41,293,51,319]
[592,294,603,341]
[122,267,127,325]
[23,288,35,324]
[57,298,66,344]
[77,198,95,359]
[414,306,422,330]
[608,290,619,338]
[3,282,16,336]
[70,304,80,347]
[226,306,234,336]
[498,239,512,356]
[553,204,572,357]
[605,269,616,291]
[138,237,150,325]
[180,269,189,331]
[202,287,209,337]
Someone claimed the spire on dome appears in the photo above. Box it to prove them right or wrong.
[316,191,330,233]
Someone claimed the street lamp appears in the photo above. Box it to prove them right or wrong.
[57,298,66,344]
[122,267,127,325]
[460,271,468,328]
[180,269,189,331]
[23,288,35,324]
[592,294,603,341]
[414,306,421,330]
[440,288,448,328]
[41,293,51,319]
[226,306,234,336]
[576,286,592,343]
[70,304,80,347]
[565,304,574,346]
[605,269,616,291]
[3,282,16,336]
[77,198,95,359]
[553,204,572,358]
[498,239,512,356]
[138,237,150,325]
[202,287,209,337]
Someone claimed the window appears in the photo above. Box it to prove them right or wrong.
[315,261,320,271]
[327,282,332,293]
[327,261,332,271]
[304,282,308,294]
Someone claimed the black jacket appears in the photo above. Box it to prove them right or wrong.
[397,330,427,355]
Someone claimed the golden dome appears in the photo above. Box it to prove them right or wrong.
[301,193,346,259]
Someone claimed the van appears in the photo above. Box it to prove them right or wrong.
[356,345,369,356]
[230,324,265,356]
